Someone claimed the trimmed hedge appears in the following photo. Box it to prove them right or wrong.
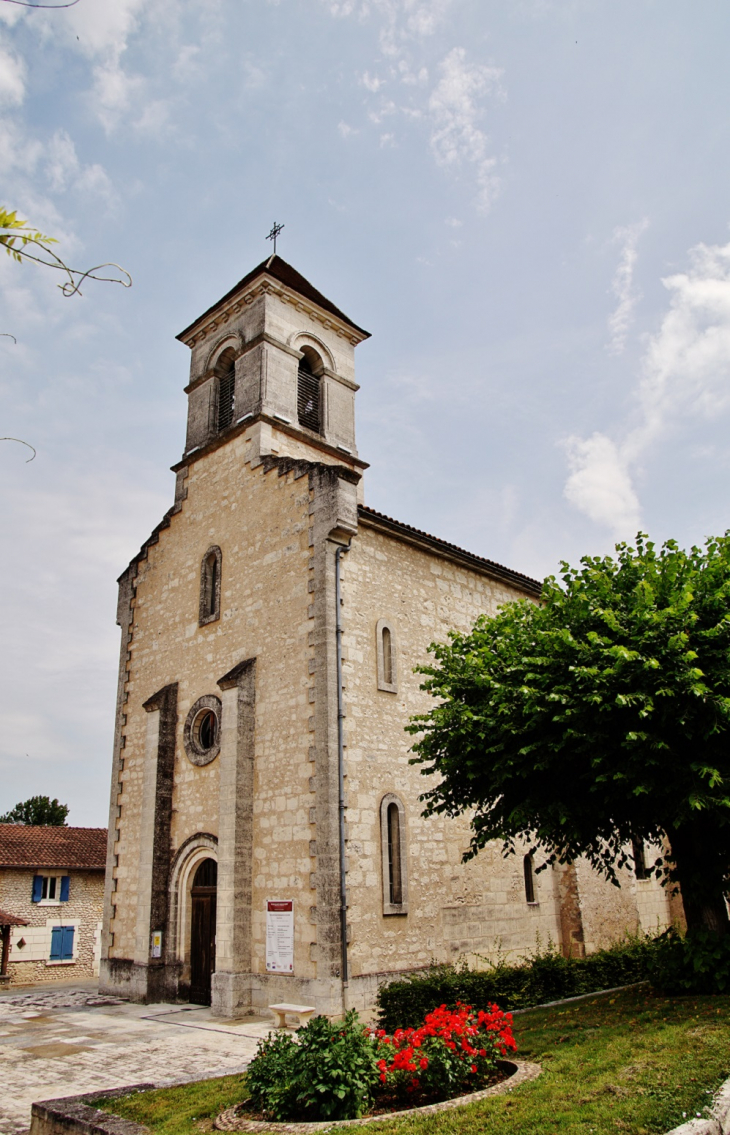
[376,937,655,1031]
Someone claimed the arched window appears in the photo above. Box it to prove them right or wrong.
[199,545,222,626]
[376,619,397,693]
[216,349,236,432]
[380,794,408,915]
[632,837,648,880]
[297,349,321,434]
[524,853,536,904]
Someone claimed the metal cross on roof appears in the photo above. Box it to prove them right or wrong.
[266,221,284,255]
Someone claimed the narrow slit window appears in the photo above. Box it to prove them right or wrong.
[199,546,222,625]
[632,837,648,880]
[524,853,536,904]
[204,554,217,616]
[382,627,393,686]
[380,794,408,914]
[376,619,398,693]
[387,803,402,905]
[297,355,321,433]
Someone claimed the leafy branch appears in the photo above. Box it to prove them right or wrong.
[0,0,80,8]
[1,208,132,296]
[0,437,36,461]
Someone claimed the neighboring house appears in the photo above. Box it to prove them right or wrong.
[99,255,675,1018]
[0,825,106,984]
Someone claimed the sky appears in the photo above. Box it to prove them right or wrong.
[2,0,730,824]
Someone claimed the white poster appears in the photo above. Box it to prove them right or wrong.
[266,899,294,973]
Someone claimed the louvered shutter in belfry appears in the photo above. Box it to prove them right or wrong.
[217,367,235,431]
[297,367,320,433]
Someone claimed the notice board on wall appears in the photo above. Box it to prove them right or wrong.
[266,899,294,973]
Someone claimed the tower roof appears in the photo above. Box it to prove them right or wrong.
[177,255,370,342]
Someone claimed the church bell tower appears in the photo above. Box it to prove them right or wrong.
[175,255,370,485]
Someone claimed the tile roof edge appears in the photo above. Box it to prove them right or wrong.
[176,255,370,342]
[357,505,543,595]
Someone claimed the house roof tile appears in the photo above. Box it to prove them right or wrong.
[0,907,28,927]
[0,825,107,870]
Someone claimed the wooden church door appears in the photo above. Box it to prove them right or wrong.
[190,858,217,1005]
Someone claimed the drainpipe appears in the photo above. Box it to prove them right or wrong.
[335,542,350,1006]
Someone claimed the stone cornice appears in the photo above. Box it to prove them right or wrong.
[171,412,368,475]
[177,278,369,352]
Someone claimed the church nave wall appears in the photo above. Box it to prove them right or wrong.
[339,523,564,1007]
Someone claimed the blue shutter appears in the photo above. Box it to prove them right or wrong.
[32,876,43,903]
[60,926,75,960]
[60,876,70,902]
[49,926,63,960]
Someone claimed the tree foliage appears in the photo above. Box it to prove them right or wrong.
[0,795,69,825]
[409,534,730,934]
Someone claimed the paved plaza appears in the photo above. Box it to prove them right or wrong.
[1,981,273,1135]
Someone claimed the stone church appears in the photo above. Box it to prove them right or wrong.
[99,255,674,1017]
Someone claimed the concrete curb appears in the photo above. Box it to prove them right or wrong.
[665,1076,730,1135]
[213,1060,542,1132]
[30,1086,155,1135]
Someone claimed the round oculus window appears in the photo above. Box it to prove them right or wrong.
[183,695,222,766]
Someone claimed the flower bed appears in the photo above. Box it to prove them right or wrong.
[239,1004,518,1125]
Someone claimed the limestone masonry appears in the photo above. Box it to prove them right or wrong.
[100,255,674,1017]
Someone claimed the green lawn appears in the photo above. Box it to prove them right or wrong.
[95,987,730,1135]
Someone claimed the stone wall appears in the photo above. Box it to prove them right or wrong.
[1,868,103,984]
[104,440,323,1003]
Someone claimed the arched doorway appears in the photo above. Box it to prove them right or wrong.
[190,858,217,1005]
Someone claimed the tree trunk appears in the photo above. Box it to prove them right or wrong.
[666,823,730,936]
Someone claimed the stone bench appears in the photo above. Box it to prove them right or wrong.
[268,1003,317,1029]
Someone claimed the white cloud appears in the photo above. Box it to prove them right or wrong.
[361,70,384,92]
[338,120,357,138]
[630,238,730,451]
[91,59,144,132]
[563,433,641,536]
[45,129,79,192]
[54,0,151,132]
[326,3,504,212]
[325,0,455,54]
[0,39,25,107]
[428,47,504,212]
[42,130,118,209]
[64,0,149,59]
[607,219,648,355]
[564,234,730,533]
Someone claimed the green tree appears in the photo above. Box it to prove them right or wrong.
[0,795,69,825]
[409,534,730,937]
